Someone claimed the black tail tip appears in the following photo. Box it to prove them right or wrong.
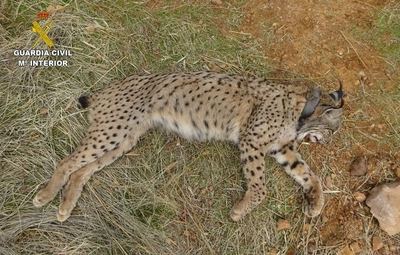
[78,95,90,109]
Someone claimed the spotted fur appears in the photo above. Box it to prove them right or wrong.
[33,71,344,222]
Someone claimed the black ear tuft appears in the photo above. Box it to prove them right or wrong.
[300,87,321,119]
[329,80,344,102]
[78,95,90,109]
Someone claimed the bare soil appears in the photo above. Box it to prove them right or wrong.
[238,0,399,250]
[241,0,394,91]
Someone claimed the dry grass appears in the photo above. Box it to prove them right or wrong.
[0,0,399,254]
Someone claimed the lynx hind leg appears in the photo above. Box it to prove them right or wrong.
[33,144,95,208]
[230,139,267,222]
[33,113,144,208]
[57,131,143,222]
[271,141,324,217]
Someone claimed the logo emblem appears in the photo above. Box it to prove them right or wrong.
[32,11,54,48]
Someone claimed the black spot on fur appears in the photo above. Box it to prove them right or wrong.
[281,161,289,167]
[291,160,303,170]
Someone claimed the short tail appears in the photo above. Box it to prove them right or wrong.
[78,95,91,109]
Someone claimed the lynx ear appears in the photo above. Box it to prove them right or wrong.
[329,80,344,107]
[300,87,321,119]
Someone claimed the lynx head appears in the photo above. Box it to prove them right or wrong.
[297,81,344,144]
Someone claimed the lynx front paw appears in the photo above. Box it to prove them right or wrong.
[230,204,245,222]
[304,184,324,217]
[230,195,251,222]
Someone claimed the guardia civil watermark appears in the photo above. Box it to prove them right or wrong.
[14,49,72,67]
[13,10,72,68]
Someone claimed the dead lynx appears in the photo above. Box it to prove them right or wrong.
[33,71,344,222]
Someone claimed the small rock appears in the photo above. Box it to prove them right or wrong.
[366,182,400,235]
[350,241,362,253]
[350,156,368,176]
[276,219,291,231]
[353,192,366,202]
[372,235,384,251]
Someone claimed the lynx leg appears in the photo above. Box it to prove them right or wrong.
[33,117,147,208]
[271,141,324,217]
[230,140,267,221]
[33,147,95,208]
[57,132,141,222]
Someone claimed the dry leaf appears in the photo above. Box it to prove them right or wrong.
[372,235,384,251]
[276,219,291,231]
[47,4,66,14]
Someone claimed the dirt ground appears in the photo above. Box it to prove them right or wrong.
[239,0,399,252]
[241,0,394,91]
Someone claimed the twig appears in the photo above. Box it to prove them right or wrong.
[340,31,368,70]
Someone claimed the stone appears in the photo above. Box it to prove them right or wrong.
[353,192,366,202]
[349,156,368,176]
[366,182,400,235]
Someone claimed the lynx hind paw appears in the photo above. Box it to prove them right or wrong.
[57,208,72,222]
[33,189,54,208]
